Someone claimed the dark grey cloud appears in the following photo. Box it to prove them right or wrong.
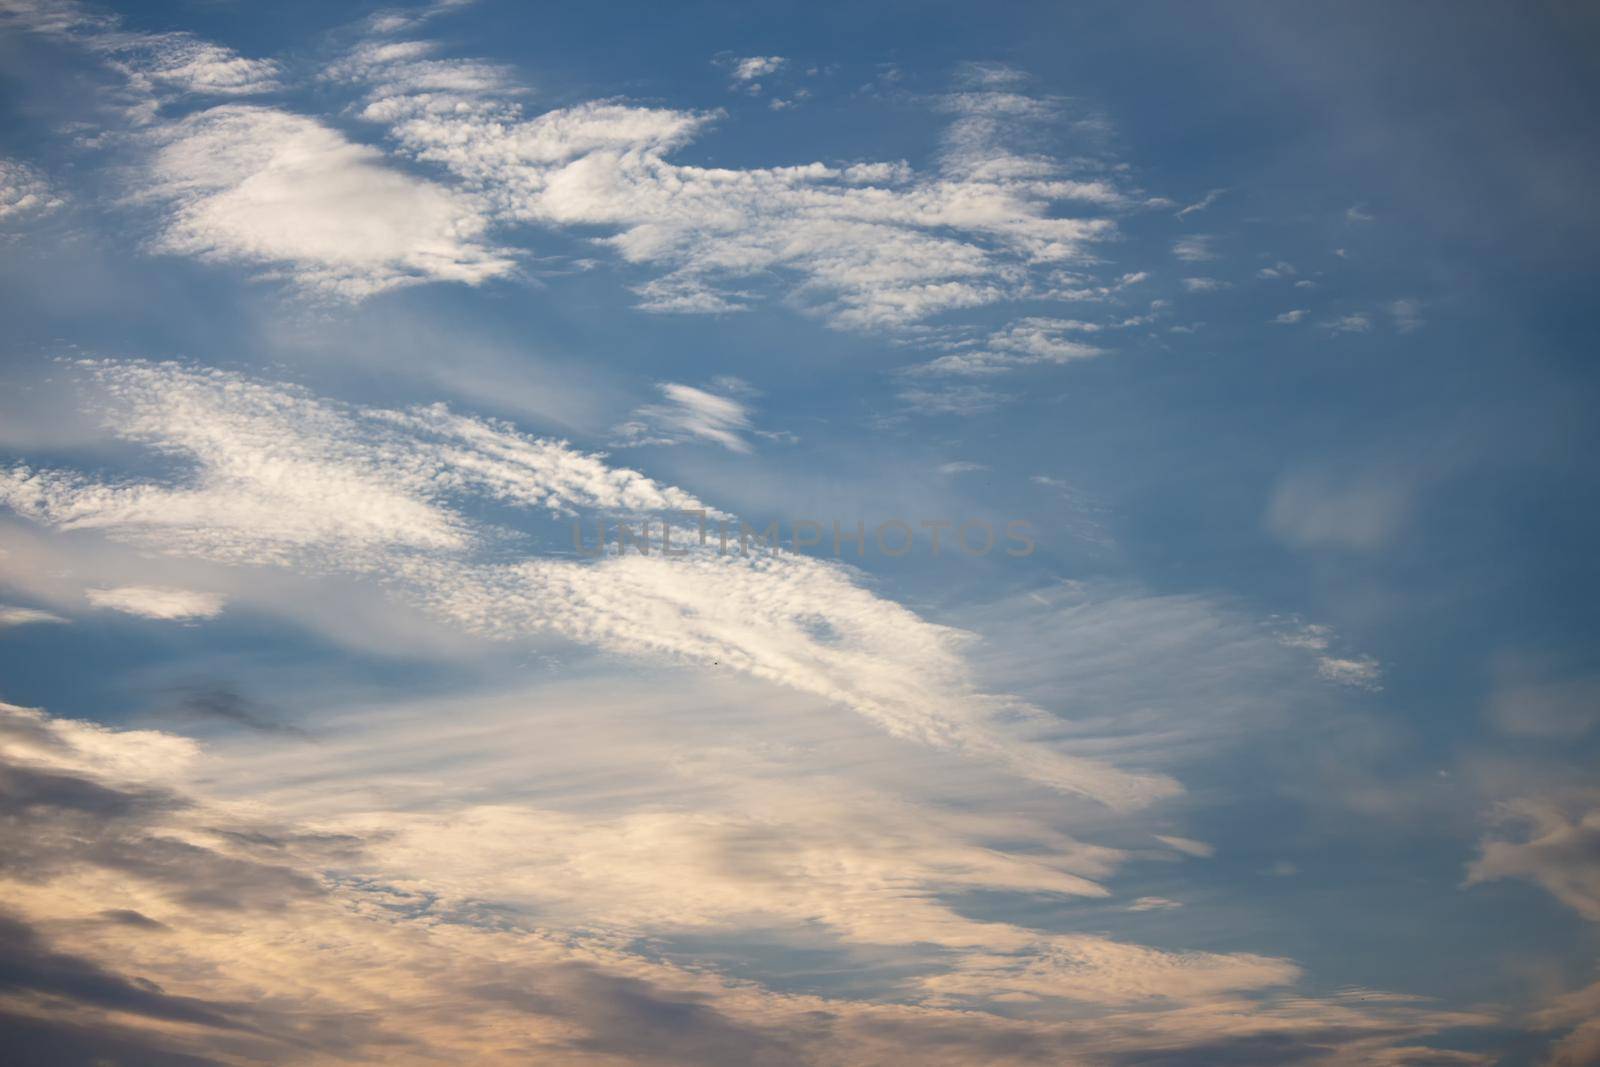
[0,757,323,911]
[560,966,808,1066]
[0,912,248,1031]
[0,759,179,821]
[0,1008,228,1067]
[161,681,309,737]
[97,909,170,931]
[0,909,411,1065]
[1106,1031,1333,1066]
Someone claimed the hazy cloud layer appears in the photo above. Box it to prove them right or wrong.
[0,697,1499,1065]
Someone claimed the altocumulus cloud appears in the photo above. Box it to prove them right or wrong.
[0,359,1177,807]
[327,35,1136,330]
[0,158,63,222]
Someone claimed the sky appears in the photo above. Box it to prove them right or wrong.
[0,1,1597,1064]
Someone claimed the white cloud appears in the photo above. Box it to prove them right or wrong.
[85,584,225,620]
[908,317,1106,376]
[0,603,68,626]
[1154,834,1215,858]
[1319,312,1372,334]
[1172,235,1216,262]
[324,38,516,100]
[937,461,989,475]
[364,0,478,37]
[34,22,1153,335]
[1257,261,1296,279]
[1316,654,1382,690]
[1180,276,1229,293]
[1267,469,1411,551]
[0,699,199,783]
[614,382,755,452]
[97,30,281,102]
[0,0,278,122]
[896,383,1010,416]
[0,159,64,222]
[1174,188,1225,218]
[1276,621,1333,652]
[963,584,1296,759]
[1275,620,1383,691]
[0,361,715,572]
[1467,795,1600,922]
[1127,896,1184,911]
[0,361,1175,807]
[728,55,786,84]
[332,44,1131,331]
[1273,309,1308,324]
[143,105,516,298]
[1389,297,1424,333]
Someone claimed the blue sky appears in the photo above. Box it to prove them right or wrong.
[0,1,1597,1064]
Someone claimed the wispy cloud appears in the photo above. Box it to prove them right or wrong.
[330,43,1134,331]
[1172,235,1216,262]
[897,382,1011,416]
[0,361,1174,807]
[1467,794,1600,922]
[1267,464,1419,554]
[0,603,69,627]
[614,381,756,452]
[1127,896,1184,911]
[85,585,226,620]
[1174,188,1225,219]
[1154,834,1215,858]
[0,697,1494,1065]
[0,0,279,122]
[907,317,1106,376]
[1318,312,1373,334]
[1390,297,1424,333]
[1315,654,1382,690]
[1487,656,1600,740]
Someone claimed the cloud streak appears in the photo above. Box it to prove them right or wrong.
[615,382,756,452]
[85,585,226,620]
